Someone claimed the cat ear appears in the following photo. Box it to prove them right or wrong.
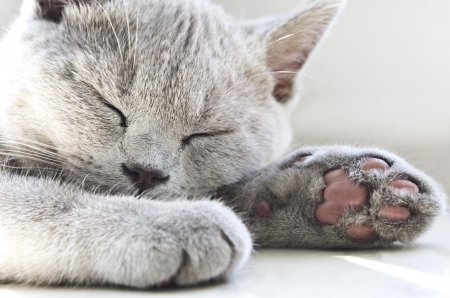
[36,0,92,23]
[245,0,346,103]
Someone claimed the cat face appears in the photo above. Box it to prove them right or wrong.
[0,0,343,197]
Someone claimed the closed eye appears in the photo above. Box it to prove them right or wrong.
[80,81,128,128]
[182,133,211,145]
[104,102,128,128]
[182,131,233,146]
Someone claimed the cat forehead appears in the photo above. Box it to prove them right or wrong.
[53,0,258,72]
[37,0,271,123]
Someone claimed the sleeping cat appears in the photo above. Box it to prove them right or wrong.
[0,0,446,288]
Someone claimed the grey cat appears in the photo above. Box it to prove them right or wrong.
[0,0,446,288]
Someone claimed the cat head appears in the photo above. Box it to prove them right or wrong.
[0,0,344,197]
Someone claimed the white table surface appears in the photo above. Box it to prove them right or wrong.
[1,214,449,298]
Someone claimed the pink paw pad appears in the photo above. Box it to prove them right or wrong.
[315,158,420,240]
[315,169,369,225]
[389,179,419,193]
[360,158,390,171]
[379,205,410,221]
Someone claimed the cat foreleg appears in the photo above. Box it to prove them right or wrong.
[0,171,252,287]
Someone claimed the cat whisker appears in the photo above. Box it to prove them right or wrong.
[134,0,140,71]
[221,71,287,97]
[0,152,63,168]
[250,14,333,57]
[57,166,85,187]
[121,181,143,196]
[78,173,90,191]
[0,148,61,166]
[0,140,61,161]
[0,163,64,180]
[0,142,64,164]
[0,143,61,160]
[0,141,63,160]
[0,134,69,154]
[222,71,321,97]
[0,164,58,172]
[251,70,322,83]
[0,150,59,165]
[123,0,132,60]
[95,0,124,61]
[103,181,124,196]
[301,73,323,83]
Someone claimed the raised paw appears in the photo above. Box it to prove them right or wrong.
[231,146,447,249]
[303,148,446,248]
[315,158,418,240]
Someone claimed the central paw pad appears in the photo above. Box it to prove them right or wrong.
[315,158,419,240]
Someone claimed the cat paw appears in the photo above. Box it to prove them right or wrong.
[247,146,446,249]
[315,157,421,241]
[137,201,252,288]
[301,147,445,248]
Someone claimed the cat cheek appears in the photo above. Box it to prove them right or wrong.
[255,200,272,217]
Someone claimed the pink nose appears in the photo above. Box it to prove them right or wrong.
[123,164,169,190]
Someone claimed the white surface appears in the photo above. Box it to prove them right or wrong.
[0,0,449,297]
[1,215,449,297]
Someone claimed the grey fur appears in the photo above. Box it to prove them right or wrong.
[0,0,446,288]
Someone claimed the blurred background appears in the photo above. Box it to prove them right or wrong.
[1,0,449,194]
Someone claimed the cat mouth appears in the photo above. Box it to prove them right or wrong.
[134,177,170,196]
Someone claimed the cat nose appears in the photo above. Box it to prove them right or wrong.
[122,164,170,191]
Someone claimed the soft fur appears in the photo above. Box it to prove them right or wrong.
[0,0,446,288]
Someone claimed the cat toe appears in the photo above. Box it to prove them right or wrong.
[389,179,419,193]
[360,157,390,171]
[379,205,410,221]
